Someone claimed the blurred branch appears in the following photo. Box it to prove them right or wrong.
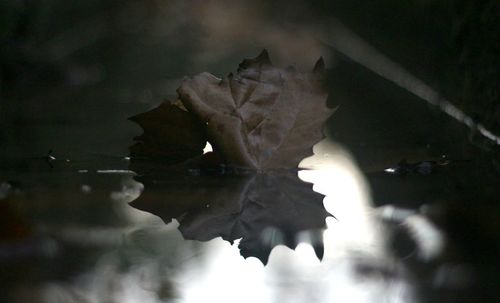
[319,19,500,147]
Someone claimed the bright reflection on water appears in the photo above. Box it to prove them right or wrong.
[1,140,427,302]
[299,140,384,258]
[159,139,415,302]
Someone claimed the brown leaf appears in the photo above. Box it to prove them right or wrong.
[127,51,334,263]
[177,50,334,170]
[129,102,208,172]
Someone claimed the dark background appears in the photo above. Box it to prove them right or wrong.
[1,0,498,161]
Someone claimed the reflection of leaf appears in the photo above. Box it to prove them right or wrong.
[131,171,328,264]
[177,50,333,169]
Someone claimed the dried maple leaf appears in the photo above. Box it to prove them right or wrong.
[177,50,334,170]
[128,51,334,263]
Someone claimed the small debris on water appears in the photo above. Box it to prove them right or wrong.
[47,150,56,161]
[46,150,56,168]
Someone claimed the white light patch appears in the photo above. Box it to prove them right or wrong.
[299,140,385,259]
[384,167,397,174]
[404,215,445,261]
[179,239,270,303]
[203,142,213,154]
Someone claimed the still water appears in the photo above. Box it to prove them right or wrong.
[1,1,498,302]
[0,142,409,303]
[1,135,498,302]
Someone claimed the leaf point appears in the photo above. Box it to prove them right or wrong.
[313,57,325,74]
[256,49,272,66]
[238,49,273,71]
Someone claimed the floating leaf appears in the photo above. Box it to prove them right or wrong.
[128,51,334,263]
[177,50,334,170]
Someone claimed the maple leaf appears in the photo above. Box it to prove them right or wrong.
[128,51,334,263]
[177,50,334,170]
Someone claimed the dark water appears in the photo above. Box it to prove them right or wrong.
[1,1,499,302]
